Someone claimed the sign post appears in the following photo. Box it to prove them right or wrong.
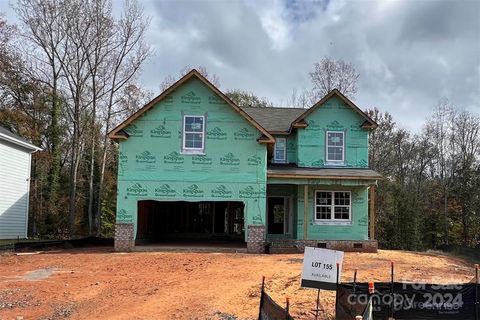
[300,247,344,319]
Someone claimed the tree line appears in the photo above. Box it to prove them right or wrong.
[0,0,151,237]
[368,103,479,250]
[0,1,478,250]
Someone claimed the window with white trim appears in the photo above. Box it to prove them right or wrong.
[182,115,205,152]
[326,131,344,163]
[273,138,287,163]
[315,191,351,222]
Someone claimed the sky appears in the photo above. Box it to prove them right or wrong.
[1,0,479,131]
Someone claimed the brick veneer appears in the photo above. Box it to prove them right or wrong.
[114,223,135,251]
[247,225,266,253]
[268,239,378,254]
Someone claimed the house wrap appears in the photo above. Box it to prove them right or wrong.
[109,69,382,253]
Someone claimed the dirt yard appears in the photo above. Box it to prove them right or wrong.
[0,248,475,320]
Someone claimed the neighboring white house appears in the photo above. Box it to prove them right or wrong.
[0,126,41,239]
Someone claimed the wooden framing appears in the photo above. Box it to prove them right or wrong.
[369,185,376,240]
[108,69,275,143]
[267,173,383,180]
[303,185,308,240]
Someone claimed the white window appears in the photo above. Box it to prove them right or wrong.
[273,137,287,163]
[315,191,351,223]
[183,115,205,153]
[326,131,344,163]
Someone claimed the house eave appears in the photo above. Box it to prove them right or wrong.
[267,173,383,181]
[0,133,42,152]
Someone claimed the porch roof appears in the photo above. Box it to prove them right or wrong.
[267,164,382,181]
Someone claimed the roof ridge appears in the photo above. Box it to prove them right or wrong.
[240,106,307,110]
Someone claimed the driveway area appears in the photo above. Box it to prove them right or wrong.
[0,248,474,319]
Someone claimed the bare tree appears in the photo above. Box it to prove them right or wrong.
[15,0,67,232]
[309,57,359,99]
[285,87,314,108]
[83,0,114,235]
[225,89,273,108]
[160,65,220,92]
[95,0,151,235]
[451,111,480,246]
[15,0,151,235]
[426,99,455,245]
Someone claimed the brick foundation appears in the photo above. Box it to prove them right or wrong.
[268,239,378,254]
[247,225,266,253]
[114,223,135,251]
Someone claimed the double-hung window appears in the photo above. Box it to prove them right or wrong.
[326,131,344,164]
[315,191,351,223]
[183,115,205,153]
[273,138,287,163]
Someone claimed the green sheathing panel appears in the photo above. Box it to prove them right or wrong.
[296,184,369,240]
[266,184,297,239]
[116,77,267,241]
[286,132,297,164]
[296,96,369,168]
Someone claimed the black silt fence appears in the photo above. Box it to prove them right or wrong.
[258,277,294,320]
[336,282,478,320]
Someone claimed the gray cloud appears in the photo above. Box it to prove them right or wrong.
[1,0,478,131]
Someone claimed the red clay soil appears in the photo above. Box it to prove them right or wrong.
[0,249,475,320]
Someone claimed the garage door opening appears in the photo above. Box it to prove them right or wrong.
[136,200,245,245]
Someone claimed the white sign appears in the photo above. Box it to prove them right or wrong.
[301,247,344,290]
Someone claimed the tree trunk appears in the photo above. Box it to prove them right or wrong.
[87,132,95,235]
[444,188,449,245]
[47,80,61,229]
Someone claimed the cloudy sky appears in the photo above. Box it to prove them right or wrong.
[2,0,479,131]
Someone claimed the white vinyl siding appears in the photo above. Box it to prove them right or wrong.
[0,140,31,239]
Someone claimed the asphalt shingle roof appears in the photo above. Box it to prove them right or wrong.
[240,107,305,133]
[0,125,40,150]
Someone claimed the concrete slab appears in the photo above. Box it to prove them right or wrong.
[133,242,247,253]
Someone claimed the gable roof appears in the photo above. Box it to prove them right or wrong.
[0,126,41,151]
[240,107,305,133]
[108,69,275,143]
[292,89,378,129]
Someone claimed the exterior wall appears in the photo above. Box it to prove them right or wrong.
[286,132,297,164]
[0,140,31,239]
[116,77,267,248]
[296,96,369,168]
[296,184,369,240]
[268,178,371,241]
[268,240,378,253]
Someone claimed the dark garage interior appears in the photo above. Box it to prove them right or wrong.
[136,200,245,244]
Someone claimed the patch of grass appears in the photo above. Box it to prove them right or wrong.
[211,311,238,320]
[434,245,480,265]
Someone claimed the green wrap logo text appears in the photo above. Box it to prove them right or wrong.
[150,124,171,138]
[183,184,204,198]
[136,151,156,164]
[126,183,148,196]
[164,151,184,164]
[181,91,201,104]
[220,153,240,165]
[155,184,177,197]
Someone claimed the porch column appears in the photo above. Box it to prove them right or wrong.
[369,184,376,240]
[303,185,308,240]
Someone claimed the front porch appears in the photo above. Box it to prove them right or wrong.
[264,166,381,253]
